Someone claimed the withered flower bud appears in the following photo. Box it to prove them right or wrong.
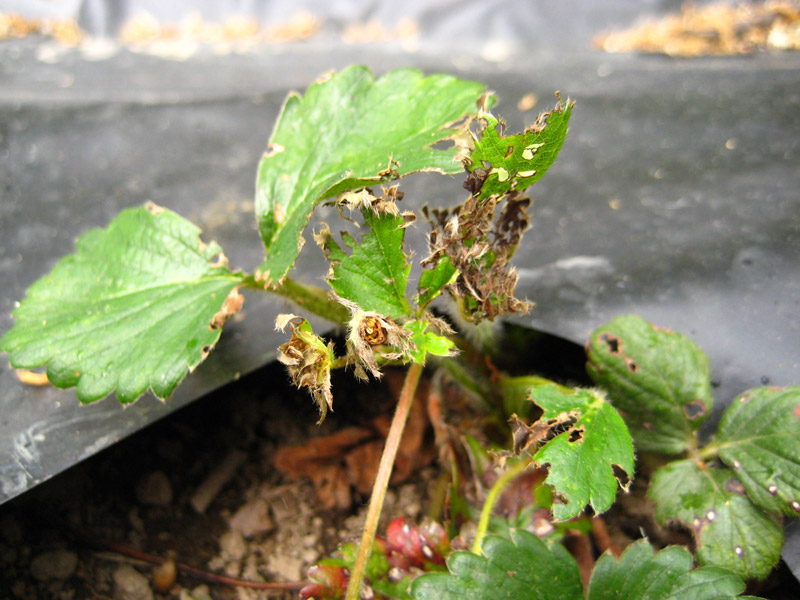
[276,314,335,423]
[336,299,415,380]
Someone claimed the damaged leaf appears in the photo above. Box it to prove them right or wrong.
[0,204,243,404]
[712,385,800,516]
[422,191,532,323]
[586,315,713,455]
[416,255,457,309]
[530,385,634,521]
[649,459,783,580]
[319,206,412,318]
[255,66,488,286]
[464,97,573,200]
[275,314,335,422]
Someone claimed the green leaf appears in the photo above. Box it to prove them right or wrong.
[416,255,457,308]
[0,204,243,404]
[586,315,713,455]
[404,320,456,363]
[320,209,412,318]
[411,530,584,600]
[530,385,634,521]
[713,386,800,516]
[588,539,751,600]
[255,66,488,285]
[466,98,573,200]
[649,460,783,580]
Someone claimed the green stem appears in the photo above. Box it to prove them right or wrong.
[697,441,721,461]
[472,458,531,555]
[345,361,424,600]
[242,275,350,326]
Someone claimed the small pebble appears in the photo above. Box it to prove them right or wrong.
[219,530,247,561]
[30,549,78,581]
[223,560,241,578]
[228,497,274,538]
[179,585,214,600]
[135,471,173,507]
[113,564,154,600]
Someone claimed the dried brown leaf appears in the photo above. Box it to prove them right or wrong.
[422,189,532,323]
[273,371,434,509]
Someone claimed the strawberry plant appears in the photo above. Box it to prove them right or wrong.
[2,66,798,599]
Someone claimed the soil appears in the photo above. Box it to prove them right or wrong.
[1,327,799,600]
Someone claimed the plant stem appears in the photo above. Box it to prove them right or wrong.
[472,458,531,555]
[345,361,424,600]
[241,275,351,326]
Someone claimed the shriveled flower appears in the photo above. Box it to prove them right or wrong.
[275,314,335,423]
[337,299,415,380]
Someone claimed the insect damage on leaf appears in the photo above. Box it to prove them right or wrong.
[334,185,415,226]
[422,191,532,323]
[276,314,335,423]
[317,200,413,319]
[254,66,489,287]
[508,412,578,456]
[208,287,244,331]
[463,95,573,199]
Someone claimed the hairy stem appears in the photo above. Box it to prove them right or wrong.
[472,458,531,554]
[241,275,350,325]
[345,361,424,600]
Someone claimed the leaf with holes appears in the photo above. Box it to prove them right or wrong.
[587,539,754,600]
[411,529,584,600]
[465,97,573,200]
[0,204,244,404]
[318,209,412,318]
[649,459,783,580]
[586,315,713,455]
[712,385,800,516]
[254,66,488,286]
[530,385,634,521]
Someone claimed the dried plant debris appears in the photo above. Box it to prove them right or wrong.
[273,371,433,509]
[422,191,532,323]
[334,185,415,225]
[0,12,83,46]
[595,1,800,57]
[276,314,335,423]
[344,305,416,381]
[0,10,319,58]
[120,11,320,45]
[341,18,419,45]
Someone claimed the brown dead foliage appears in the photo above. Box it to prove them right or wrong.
[422,190,532,323]
[0,12,83,46]
[508,412,579,456]
[209,287,244,330]
[594,1,800,57]
[273,371,434,510]
[276,315,335,422]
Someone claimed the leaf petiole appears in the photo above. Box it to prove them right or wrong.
[472,458,532,554]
